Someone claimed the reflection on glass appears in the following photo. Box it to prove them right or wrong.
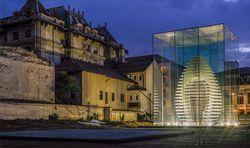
[153,24,239,125]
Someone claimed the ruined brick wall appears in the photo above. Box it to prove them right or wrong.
[0,47,55,103]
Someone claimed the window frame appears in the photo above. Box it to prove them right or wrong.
[99,91,103,100]
[105,92,108,104]
[112,93,115,102]
[120,94,125,102]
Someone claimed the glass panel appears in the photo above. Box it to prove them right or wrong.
[153,24,239,125]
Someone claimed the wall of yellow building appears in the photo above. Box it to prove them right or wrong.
[82,71,134,111]
[36,21,106,65]
[127,71,145,88]
[37,22,65,55]
[125,63,154,114]
[237,84,250,114]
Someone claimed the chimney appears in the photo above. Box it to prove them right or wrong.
[35,0,40,13]
[89,22,92,27]
[68,5,70,11]
[73,8,75,14]
[82,11,84,18]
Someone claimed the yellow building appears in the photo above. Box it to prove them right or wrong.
[0,0,127,66]
[56,59,136,112]
[236,67,250,124]
[114,55,173,122]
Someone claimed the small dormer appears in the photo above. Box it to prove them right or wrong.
[84,26,91,34]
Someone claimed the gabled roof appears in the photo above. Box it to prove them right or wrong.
[114,55,154,73]
[20,0,49,15]
[56,59,136,83]
[114,54,171,73]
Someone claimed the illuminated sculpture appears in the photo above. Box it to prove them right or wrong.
[175,56,222,125]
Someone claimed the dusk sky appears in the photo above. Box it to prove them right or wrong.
[0,0,249,67]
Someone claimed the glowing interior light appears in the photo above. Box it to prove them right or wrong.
[175,56,223,126]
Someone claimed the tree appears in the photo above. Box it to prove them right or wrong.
[55,71,80,103]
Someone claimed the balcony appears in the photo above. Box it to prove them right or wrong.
[127,84,146,91]
[128,102,141,111]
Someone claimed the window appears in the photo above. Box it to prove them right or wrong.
[61,39,65,45]
[112,93,115,102]
[86,45,91,52]
[248,93,250,104]
[105,92,108,104]
[163,100,166,105]
[93,50,98,54]
[163,77,166,83]
[25,29,31,38]
[71,93,76,99]
[120,94,125,102]
[237,95,243,104]
[139,75,142,81]
[13,31,19,40]
[136,95,139,101]
[64,39,70,47]
[99,91,103,100]
[130,95,132,101]
[134,76,136,80]
[128,102,140,108]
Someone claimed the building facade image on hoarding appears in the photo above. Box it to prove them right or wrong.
[153,24,239,125]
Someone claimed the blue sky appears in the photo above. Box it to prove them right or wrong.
[0,0,249,67]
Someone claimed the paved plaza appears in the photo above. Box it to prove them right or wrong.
[0,129,191,143]
[0,126,250,148]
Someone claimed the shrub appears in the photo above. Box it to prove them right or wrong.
[48,113,59,120]
[120,114,125,122]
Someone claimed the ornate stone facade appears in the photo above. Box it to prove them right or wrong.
[0,0,127,66]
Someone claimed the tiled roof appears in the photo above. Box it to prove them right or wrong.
[114,54,171,73]
[56,59,136,83]
[114,55,154,73]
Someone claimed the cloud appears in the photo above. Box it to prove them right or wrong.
[224,0,239,2]
[240,43,250,53]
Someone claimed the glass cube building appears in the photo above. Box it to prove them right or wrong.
[153,24,239,125]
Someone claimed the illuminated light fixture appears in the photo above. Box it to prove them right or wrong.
[175,56,222,126]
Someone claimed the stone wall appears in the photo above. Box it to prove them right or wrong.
[0,102,138,122]
[0,47,55,103]
[110,110,138,122]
